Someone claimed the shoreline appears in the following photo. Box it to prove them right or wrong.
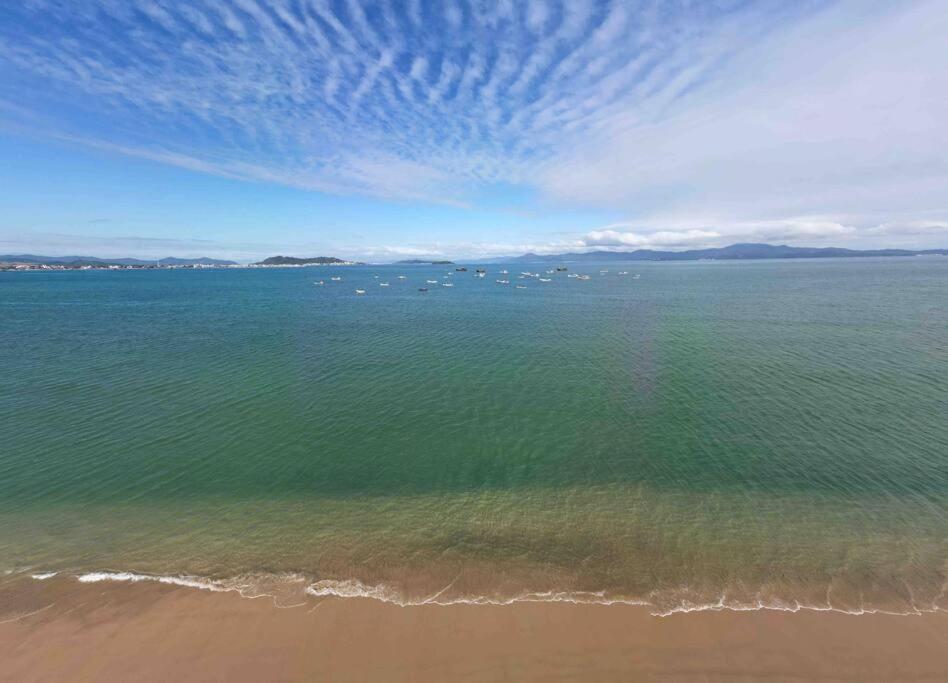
[16,569,948,617]
[2,576,947,681]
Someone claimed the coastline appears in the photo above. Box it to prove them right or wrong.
[2,576,946,682]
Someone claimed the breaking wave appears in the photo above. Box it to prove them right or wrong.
[25,570,948,617]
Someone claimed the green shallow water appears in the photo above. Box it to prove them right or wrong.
[1,258,946,612]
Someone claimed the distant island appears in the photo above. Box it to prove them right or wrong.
[253,256,363,266]
[512,243,948,262]
[395,259,454,265]
[0,254,237,270]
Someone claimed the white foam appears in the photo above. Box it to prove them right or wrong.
[76,571,227,592]
[30,571,58,580]
[26,571,945,617]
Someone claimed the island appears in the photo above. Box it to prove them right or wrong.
[252,256,363,266]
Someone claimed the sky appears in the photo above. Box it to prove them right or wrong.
[1,0,947,262]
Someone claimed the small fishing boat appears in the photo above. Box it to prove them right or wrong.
[455,267,468,272]
[331,276,342,281]
[418,287,428,292]
[355,289,366,295]
[515,284,527,289]
[475,272,486,278]
[577,274,590,280]
[314,281,324,286]
[500,269,508,274]
[379,282,389,287]
[495,279,509,284]
[539,278,551,282]
[442,282,453,287]
[556,266,568,272]
[397,275,407,279]
[426,279,438,284]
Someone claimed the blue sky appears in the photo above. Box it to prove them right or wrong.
[1,0,947,261]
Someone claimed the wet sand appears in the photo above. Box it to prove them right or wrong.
[1,577,946,682]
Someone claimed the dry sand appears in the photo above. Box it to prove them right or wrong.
[1,576,946,682]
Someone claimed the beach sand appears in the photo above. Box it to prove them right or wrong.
[1,577,946,681]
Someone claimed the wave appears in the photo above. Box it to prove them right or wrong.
[24,570,946,617]
[76,571,229,592]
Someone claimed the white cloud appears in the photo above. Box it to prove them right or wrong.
[584,228,721,249]
[1,0,946,250]
[541,1,948,237]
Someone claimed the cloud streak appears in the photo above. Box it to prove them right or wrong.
[0,1,946,251]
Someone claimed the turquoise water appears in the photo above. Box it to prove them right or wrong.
[1,258,946,613]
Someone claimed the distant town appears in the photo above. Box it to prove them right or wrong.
[0,255,362,271]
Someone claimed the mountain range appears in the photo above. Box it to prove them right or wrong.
[510,243,948,262]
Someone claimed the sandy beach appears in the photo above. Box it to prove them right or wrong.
[1,576,946,682]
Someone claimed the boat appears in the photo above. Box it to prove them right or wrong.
[556,267,568,272]
[397,275,407,279]
[577,274,590,280]
[500,269,508,274]
[633,274,640,279]
[539,278,551,282]
[426,279,438,284]
[495,279,509,284]
[567,273,578,278]
[442,282,453,287]
[455,267,467,272]
[331,276,342,281]
[379,282,390,287]
[515,284,527,289]
[314,281,324,285]
[417,287,428,292]
[618,271,628,275]
[475,268,486,273]
[475,272,486,278]
[355,289,366,295]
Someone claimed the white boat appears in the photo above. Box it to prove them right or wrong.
[355,289,366,295]
[618,271,628,275]
[426,279,438,284]
[633,274,640,279]
[475,272,486,278]
[567,273,578,278]
[379,282,390,287]
[496,279,509,284]
[500,269,508,274]
[397,275,407,279]
[442,282,453,287]
[577,274,590,280]
[539,278,551,282]
[331,276,342,281]
[515,284,527,289]
[314,281,324,285]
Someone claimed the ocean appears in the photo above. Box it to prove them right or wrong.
[1,257,946,614]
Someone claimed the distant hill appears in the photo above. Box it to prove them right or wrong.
[254,255,361,265]
[395,259,454,264]
[0,254,237,266]
[511,243,948,262]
